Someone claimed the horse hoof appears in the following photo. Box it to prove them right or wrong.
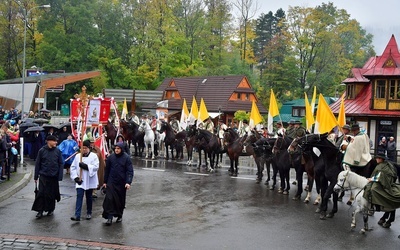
[304,185,309,191]
[326,212,335,218]
[269,186,275,190]
[292,181,297,185]
[264,181,269,186]
[346,200,353,206]
[283,191,288,195]
[360,229,366,234]
[292,195,300,200]
[319,214,327,220]
[152,157,155,160]
[315,208,321,213]
[304,199,310,204]
[233,173,238,177]
[256,179,261,184]
[313,201,319,205]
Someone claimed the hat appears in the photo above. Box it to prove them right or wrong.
[276,121,282,125]
[218,119,223,122]
[289,119,295,124]
[351,123,360,131]
[115,142,125,150]
[342,124,351,130]
[82,140,91,148]
[294,120,302,125]
[46,135,57,141]
[243,120,248,124]
[374,154,388,160]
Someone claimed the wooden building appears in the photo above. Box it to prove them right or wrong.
[152,75,268,125]
[331,35,400,155]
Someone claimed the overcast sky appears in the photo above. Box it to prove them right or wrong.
[250,0,400,54]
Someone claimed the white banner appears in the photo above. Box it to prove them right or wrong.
[87,99,101,125]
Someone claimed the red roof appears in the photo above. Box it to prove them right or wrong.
[330,84,400,117]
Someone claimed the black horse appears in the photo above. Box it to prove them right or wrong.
[158,121,176,160]
[272,136,304,198]
[195,129,221,172]
[291,133,343,219]
[251,137,278,188]
[120,120,144,157]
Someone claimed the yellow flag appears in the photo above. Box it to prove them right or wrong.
[311,86,317,115]
[315,94,338,134]
[188,96,198,125]
[304,93,314,131]
[337,97,346,128]
[249,100,263,128]
[267,89,279,132]
[180,98,190,130]
[198,98,209,122]
[121,98,128,120]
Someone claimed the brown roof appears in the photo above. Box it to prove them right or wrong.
[156,75,267,114]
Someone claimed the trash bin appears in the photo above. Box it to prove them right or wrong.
[60,104,70,116]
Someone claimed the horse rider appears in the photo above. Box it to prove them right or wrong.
[363,153,399,228]
[169,116,180,133]
[239,120,250,137]
[151,115,157,133]
[342,123,372,170]
[275,121,286,136]
[204,117,215,134]
[335,124,351,153]
[293,120,306,138]
[130,112,140,124]
[285,119,296,138]
[217,119,227,149]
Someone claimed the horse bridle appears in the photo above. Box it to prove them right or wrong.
[335,170,349,191]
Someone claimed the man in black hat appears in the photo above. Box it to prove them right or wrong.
[335,124,352,152]
[363,153,399,228]
[285,119,296,138]
[276,121,286,136]
[31,135,64,218]
[293,120,306,138]
[342,123,372,169]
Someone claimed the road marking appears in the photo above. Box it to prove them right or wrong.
[141,168,165,172]
[231,176,255,180]
[184,172,209,176]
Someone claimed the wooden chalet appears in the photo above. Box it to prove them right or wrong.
[153,75,267,125]
[331,35,400,155]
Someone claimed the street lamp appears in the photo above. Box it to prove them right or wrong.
[21,4,50,120]
[20,4,50,166]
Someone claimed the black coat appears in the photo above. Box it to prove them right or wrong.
[34,145,64,181]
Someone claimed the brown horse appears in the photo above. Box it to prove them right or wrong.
[222,128,251,176]
[105,120,118,150]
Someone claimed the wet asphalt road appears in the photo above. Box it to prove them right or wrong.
[0,155,399,250]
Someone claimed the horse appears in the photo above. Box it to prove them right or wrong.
[158,121,176,160]
[195,129,221,172]
[138,120,155,159]
[105,120,118,149]
[185,124,198,165]
[333,170,371,233]
[120,120,144,157]
[175,130,188,160]
[272,135,303,198]
[251,136,278,188]
[223,128,250,176]
[290,133,343,219]
[288,136,322,204]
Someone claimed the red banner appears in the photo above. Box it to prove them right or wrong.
[70,98,113,124]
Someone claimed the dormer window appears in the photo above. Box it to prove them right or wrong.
[346,84,355,99]
[389,80,400,100]
[376,80,386,99]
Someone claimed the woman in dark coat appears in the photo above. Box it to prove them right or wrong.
[102,142,133,225]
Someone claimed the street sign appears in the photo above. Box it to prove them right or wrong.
[35,98,44,103]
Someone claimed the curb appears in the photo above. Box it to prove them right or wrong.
[0,170,32,203]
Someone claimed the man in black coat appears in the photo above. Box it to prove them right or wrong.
[102,142,134,225]
[31,135,64,218]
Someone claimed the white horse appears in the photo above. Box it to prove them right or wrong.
[139,121,155,159]
[334,170,370,233]
[156,121,166,157]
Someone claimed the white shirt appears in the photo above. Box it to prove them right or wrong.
[70,152,99,190]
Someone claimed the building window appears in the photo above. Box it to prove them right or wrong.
[171,91,175,98]
[245,93,249,100]
[376,80,386,99]
[346,84,355,99]
[389,79,400,100]
[292,107,305,117]
[237,93,241,100]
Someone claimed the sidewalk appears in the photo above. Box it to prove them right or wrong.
[0,159,152,250]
